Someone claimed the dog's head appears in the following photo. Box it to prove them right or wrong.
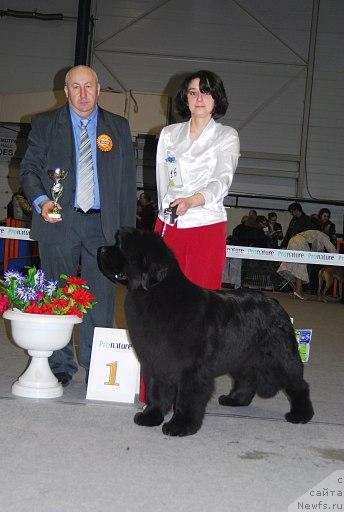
[97,228,178,291]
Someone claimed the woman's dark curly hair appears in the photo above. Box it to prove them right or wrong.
[175,70,229,120]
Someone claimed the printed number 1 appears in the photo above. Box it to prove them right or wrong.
[104,362,120,386]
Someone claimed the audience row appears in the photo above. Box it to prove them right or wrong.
[229,203,337,249]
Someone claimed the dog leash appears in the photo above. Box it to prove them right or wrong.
[160,205,178,238]
[160,217,168,238]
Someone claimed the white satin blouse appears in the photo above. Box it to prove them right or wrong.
[156,118,240,228]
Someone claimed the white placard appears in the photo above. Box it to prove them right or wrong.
[0,226,33,240]
[86,327,140,403]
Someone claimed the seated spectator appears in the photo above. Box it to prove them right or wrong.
[318,208,336,246]
[136,192,156,231]
[267,211,283,248]
[248,209,258,223]
[231,215,268,248]
[281,202,315,248]
[7,187,32,226]
[256,215,273,247]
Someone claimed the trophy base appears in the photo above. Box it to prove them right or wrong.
[47,213,61,219]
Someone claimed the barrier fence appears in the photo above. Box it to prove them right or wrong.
[0,226,343,267]
[0,226,31,241]
[226,245,344,266]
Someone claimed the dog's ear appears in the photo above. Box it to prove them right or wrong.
[141,263,169,291]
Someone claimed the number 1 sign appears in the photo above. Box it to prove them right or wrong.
[86,327,140,403]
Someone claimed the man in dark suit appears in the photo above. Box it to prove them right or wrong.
[20,65,137,386]
[267,211,283,248]
[281,202,314,248]
[136,192,156,231]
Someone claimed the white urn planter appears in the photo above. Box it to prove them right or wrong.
[3,309,82,399]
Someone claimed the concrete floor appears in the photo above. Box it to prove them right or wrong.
[0,288,343,512]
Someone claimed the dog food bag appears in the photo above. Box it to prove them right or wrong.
[294,329,312,363]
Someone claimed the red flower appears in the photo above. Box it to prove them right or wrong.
[66,305,83,318]
[25,303,54,315]
[69,288,96,307]
[66,277,87,286]
[51,298,70,310]
[0,294,10,315]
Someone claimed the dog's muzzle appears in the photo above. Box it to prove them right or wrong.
[97,245,128,285]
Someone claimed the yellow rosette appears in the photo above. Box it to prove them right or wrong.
[97,134,113,152]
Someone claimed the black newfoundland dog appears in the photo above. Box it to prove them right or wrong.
[98,228,314,436]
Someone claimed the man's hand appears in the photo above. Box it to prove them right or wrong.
[40,200,62,223]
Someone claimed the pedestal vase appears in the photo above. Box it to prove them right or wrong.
[3,309,82,398]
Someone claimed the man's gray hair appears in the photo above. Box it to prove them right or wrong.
[64,65,99,86]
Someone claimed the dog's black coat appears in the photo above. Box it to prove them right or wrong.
[98,228,314,436]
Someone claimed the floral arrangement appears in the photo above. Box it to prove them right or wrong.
[0,267,96,317]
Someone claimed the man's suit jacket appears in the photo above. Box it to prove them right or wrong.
[281,214,314,248]
[20,105,137,244]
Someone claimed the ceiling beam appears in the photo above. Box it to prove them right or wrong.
[230,0,308,64]
[238,68,305,131]
[241,151,300,162]
[95,0,172,48]
[297,0,321,197]
[96,48,306,68]
[237,167,299,179]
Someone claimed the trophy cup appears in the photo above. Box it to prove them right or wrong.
[47,168,68,219]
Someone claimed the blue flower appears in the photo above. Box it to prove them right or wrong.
[45,281,58,297]
[34,269,46,291]
[3,271,25,285]
[16,286,38,302]
[165,155,176,163]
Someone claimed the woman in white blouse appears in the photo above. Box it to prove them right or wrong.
[155,70,240,289]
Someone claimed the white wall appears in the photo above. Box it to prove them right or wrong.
[306,0,344,200]
[0,0,343,212]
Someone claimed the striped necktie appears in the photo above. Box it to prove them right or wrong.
[77,119,94,212]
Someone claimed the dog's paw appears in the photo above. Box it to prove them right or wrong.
[134,409,164,427]
[162,419,200,437]
[285,409,314,424]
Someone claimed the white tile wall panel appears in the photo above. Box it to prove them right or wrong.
[231,174,296,198]
[0,0,78,94]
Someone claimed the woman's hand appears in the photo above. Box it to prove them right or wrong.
[171,193,205,216]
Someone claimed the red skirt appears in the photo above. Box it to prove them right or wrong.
[155,218,227,289]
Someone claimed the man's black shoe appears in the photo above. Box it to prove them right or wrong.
[54,372,72,388]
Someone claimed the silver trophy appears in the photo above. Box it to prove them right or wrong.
[47,168,68,219]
